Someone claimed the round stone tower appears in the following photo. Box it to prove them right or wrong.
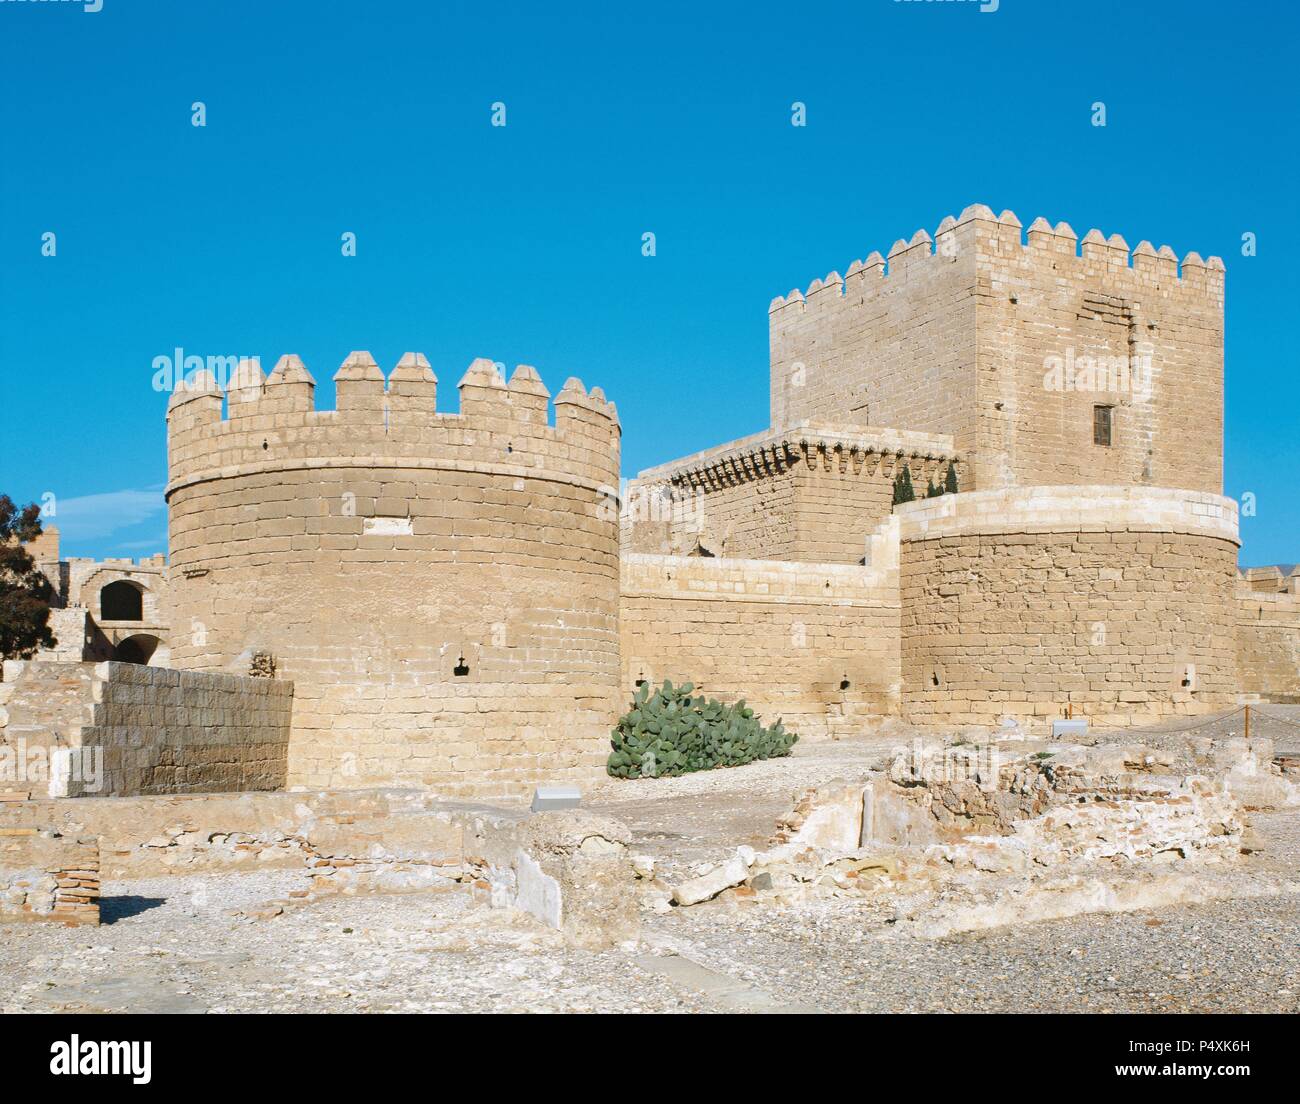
[165,351,621,799]
[898,486,1241,730]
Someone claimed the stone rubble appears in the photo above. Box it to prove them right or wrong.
[658,734,1287,935]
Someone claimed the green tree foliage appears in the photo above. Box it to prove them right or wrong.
[892,464,915,506]
[944,461,959,495]
[0,495,56,661]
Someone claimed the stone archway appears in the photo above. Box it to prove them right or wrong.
[112,633,160,665]
[100,579,144,621]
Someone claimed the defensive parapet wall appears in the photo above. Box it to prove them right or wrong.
[620,530,901,738]
[770,204,1225,494]
[165,352,622,800]
[1236,587,1300,702]
[898,486,1241,730]
[624,422,962,565]
[167,352,619,494]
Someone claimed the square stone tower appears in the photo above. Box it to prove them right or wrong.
[768,204,1225,493]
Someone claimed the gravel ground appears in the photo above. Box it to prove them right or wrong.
[1108,703,1300,756]
[0,872,723,1014]
[2,714,1296,1014]
[4,820,1295,1013]
[586,738,893,878]
[642,806,1300,1013]
[585,707,1300,879]
[649,888,1300,1013]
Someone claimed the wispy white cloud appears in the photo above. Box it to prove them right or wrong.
[45,486,166,542]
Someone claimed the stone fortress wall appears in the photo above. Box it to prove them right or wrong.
[8,203,1297,800]
[164,351,622,799]
[622,206,1293,735]
[29,527,170,665]
[620,522,901,738]
[0,660,292,797]
[624,423,964,565]
[897,487,1241,728]
[1235,569,1300,702]
[768,204,1224,494]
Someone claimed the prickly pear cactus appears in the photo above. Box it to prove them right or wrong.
[606,679,798,778]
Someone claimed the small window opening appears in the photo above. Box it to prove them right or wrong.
[453,656,470,677]
[839,678,851,691]
[1093,405,1113,447]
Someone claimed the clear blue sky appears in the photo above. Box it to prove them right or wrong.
[1,0,1296,565]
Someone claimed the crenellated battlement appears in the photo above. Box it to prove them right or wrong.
[163,351,623,797]
[166,351,621,497]
[769,203,1226,496]
[769,203,1225,320]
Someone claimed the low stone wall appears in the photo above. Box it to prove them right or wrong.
[0,791,637,946]
[42,608,95,662]
[0,660,98,741]
[1236,589,1300,701]
[0,789,475,878]
[0,660,292,797]
[620,531,900,738]
[898,487,1242,729]
[0,829,99,926]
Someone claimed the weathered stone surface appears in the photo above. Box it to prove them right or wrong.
[162,360,622,800]
[494,810,640,948]
[0,660,291,797]
[671,857,750,906]
[0,832,99,926]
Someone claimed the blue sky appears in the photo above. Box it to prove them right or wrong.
[1,0,1296,564]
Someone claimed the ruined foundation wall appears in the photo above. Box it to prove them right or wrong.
[0,831,99,926]
[165,355,622,799]
[1236,590,1300,700]
[0,660,292,797]
[620,540,900,738]
[0,790,476,878]
[899,487,1241,729]
[0,792,638,946]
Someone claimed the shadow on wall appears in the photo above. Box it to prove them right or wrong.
[112,634,161,665]
[99,580,144,621]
